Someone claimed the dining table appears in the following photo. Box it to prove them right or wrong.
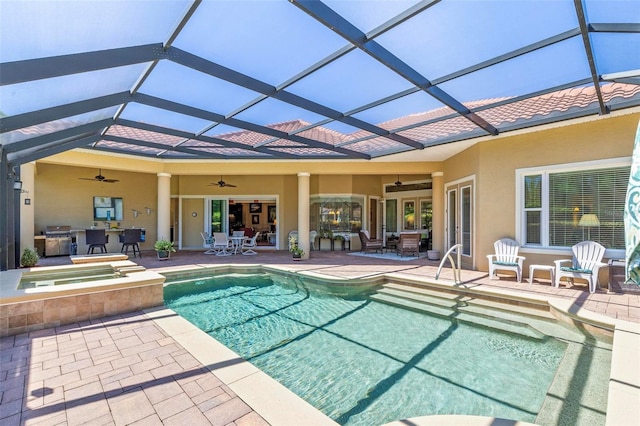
[230,235,247,254]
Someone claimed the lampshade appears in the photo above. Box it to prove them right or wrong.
[13,180,22,191]
[579,214,600,227]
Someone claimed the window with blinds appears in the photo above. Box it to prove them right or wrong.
[386,199,397,233]
[523,165,629,249]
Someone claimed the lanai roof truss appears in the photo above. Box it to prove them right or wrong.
[1,0,639,166]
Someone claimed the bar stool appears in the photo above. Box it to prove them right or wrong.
[121,229,142,258]
[85,229,108,254]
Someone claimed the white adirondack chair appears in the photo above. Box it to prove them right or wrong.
[486,238,526,282]
[554,241,607,293]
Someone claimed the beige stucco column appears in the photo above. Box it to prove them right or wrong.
[157,173,171,242]
[19,162,36,251]
[297,172,310,259]
[431,172,444,254]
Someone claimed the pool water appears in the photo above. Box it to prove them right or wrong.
[18,267,119,289]
[164,273,606,425]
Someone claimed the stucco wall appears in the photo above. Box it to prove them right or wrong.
[446,112,639,272]
[182,198,204,247]
[33,163,158,246]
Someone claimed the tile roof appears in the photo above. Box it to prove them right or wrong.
[182,83,640,154]
[8,83,640,160]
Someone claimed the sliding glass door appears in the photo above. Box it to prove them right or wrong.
[210,199,227,234]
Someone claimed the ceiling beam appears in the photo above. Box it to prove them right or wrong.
[8,134,101,166]
[0,92,129,133]
[431,28,582,85]
[589,23,640,33]
[167,47,422,150]
[3,119,114,153]
[0,44,164,86]
[291,0,499,137]
[132,93,371,159]
[101,135,230,159]
[574,0,607,115]
[115,118,294,158]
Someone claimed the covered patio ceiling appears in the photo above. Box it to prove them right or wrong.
[1,0,639,167]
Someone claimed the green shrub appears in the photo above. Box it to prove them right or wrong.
[20,247,39,267]
[154,239,176,252]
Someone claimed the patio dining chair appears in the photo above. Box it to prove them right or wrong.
[241,232,260,255]
[201,232,217,254]
[212,232,233,256]
[486,238,525,282]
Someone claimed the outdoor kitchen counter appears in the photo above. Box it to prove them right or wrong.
[72,228,146,254]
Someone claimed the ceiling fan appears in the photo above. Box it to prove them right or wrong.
[210,176,237,188]
[79,169,119,183]
[395,175,403,186]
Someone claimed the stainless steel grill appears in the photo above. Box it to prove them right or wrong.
[45,225,72,257]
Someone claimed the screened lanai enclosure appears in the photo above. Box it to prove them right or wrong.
[1,0,639,268]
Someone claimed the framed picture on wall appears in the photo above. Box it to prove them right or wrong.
[252,214,260,225]
[268,205,276,223]
[250,203,262,213]
[93,196,123,221]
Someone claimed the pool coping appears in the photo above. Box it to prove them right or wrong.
[0,261,160,304]
[143,305,339,426]
[156,263,640,426]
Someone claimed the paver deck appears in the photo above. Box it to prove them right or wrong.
[2,249,639,425]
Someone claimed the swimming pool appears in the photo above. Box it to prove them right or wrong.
[163,271,611,426]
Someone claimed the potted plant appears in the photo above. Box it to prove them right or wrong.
[154,239,176,260]
[20,247,39,267]
[288,235,304,260]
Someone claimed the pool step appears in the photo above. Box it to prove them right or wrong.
[380,283,610,345]
[30,273,117,287]
[372,285,548,340]
[381,282,556,321]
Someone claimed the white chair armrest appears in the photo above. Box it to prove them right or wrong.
[487,254,496,262]
[554,259,571,267]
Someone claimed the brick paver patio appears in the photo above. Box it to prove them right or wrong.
[2,249,639,425]
[0,310,267,426]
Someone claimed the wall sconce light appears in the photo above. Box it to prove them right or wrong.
[132,209,140,218]
[12,180,22,191]
[145,207,152,216]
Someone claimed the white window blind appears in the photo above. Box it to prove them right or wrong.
[524,175,542,245]
[549,167,628,249]
[522,165,629,249]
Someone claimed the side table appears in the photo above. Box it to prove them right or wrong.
[386,237,398,253]
[529,264,555,286]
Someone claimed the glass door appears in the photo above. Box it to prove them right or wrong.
[446,179,474,267]
[420,200,432,250]
[403,199,416,231]
[447,189,457,249]
[210,199,227,235]
[461,186,471,256]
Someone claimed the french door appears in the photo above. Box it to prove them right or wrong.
[445,178,474,267]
